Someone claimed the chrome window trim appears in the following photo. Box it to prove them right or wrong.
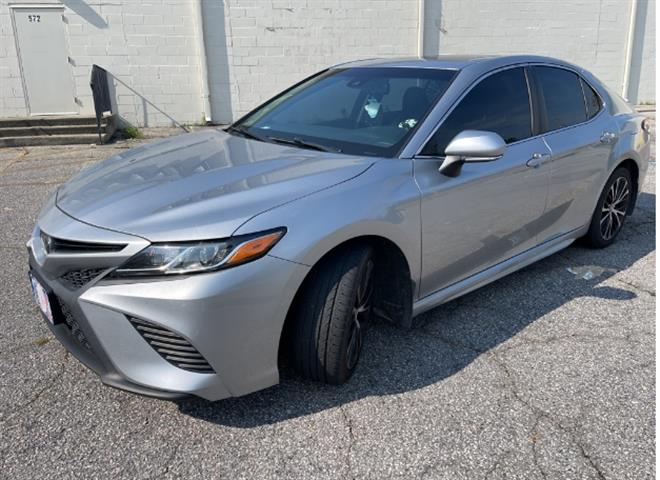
[406,62,608,159]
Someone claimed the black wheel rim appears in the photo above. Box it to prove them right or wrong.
[346,259,374,370]
[600,176,630,241]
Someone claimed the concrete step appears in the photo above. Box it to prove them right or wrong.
[0,134,101,148]
[0,124,103,138]
[0,115,100,128]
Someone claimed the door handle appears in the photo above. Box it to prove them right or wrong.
[526,152,551,169]
[600,131,617,144]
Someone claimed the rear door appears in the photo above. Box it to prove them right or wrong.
[414,67,551,297]
[529,66,616,241]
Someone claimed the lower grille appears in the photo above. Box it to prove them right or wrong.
[128,317,214,374]
[60,268,105,290]
[57,298,92,351]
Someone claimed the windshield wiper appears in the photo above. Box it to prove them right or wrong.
[225,125,264,142]
[267,136,342,153]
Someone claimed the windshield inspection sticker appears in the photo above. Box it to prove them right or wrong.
[364,96,381,119]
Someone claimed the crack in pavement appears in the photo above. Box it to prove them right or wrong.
[612,278,656,297]
[0,179,69,187]
[530,415,549,480]
[0,147,29,175]
[1,350,69,426]
[493,354,608,480]
[5,158,97,173]
[419,328,612,479]
[339,403,357,480]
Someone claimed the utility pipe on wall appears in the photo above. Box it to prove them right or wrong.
[621,0,638,100]
[418,0,426,57]
[193,0,212,123]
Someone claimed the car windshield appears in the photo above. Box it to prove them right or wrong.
[230,67,457,157]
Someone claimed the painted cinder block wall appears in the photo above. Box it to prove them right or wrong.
[202,0,420,123]
[422,0,656,105]
[0,0,655,126]
[0,0,205,125]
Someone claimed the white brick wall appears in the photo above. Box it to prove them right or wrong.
[632,0,655,103]
[422,0,655,104]
[0,0,204,126]
[0,0,655,125]
[204,0,421,123]
[0,3,26,118]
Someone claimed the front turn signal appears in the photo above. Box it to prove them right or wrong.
[224,230,285,266]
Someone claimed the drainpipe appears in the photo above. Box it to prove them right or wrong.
[418,0,425,57]
[193,0,212,123]
[621,0,638,101]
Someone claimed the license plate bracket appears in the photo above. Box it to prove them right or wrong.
[28,271,61,326]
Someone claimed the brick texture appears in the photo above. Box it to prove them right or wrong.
[423,0,655,104]
[205,0,420,123]
[0,0,204,126]
[0,0,655,125]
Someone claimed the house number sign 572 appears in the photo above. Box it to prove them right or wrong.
[27,14,41,22]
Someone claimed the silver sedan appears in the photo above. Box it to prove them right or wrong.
[27,55,651,400]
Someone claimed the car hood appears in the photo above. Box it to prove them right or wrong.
[56,130,374,241]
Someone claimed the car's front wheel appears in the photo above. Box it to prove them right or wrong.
[290,245,374,384]
[583,167,633,248]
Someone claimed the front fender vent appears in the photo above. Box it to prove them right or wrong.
[128,317,214,374]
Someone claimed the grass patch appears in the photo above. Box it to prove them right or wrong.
[122,126,144,139]
[35,336,51,346]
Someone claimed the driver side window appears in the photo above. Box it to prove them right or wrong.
[421,67,533,156]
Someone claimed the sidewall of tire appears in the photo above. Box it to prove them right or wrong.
[290,245,374,384]
[585,167,632,248]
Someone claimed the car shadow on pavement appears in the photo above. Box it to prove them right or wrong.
[176,191,655,427]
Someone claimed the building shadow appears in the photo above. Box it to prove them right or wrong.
[177,191,655,428]
[61,0,108,29]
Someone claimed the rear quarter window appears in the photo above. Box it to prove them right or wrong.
[580,78,602,120]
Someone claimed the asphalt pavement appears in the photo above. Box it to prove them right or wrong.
[0,127,655,479]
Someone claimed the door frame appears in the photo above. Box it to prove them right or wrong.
[10,4,79,116]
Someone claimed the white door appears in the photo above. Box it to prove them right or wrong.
[12,6,78,115]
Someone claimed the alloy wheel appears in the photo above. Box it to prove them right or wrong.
[600,176,630,241]
[346,259,374,370]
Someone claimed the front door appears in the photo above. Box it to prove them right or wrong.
[414,67,551,298]
[12,6,77,115]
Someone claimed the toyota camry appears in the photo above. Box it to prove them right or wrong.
[27,55,651,400]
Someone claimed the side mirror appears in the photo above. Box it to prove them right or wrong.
[439,130,506,177]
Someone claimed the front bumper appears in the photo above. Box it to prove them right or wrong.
[28,207,309,401]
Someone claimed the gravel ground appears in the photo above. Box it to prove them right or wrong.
[0,123,655,479]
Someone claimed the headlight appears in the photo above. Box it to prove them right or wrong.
[111,228,285,277]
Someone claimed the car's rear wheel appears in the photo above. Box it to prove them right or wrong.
[290,245,374,384]
[583,167,632,248]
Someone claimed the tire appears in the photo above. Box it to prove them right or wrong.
[583,167,633,248]
[290,245,375,384]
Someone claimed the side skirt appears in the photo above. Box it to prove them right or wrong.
[412,227,586,317]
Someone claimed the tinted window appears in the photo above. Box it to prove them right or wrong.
[581,78,602,119]
[532,66,587,132]
[421,67,532,155]
[234,68,456,158]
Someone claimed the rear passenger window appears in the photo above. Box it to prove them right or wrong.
[581,78,602,119]
[421,67,532,155]
[532,66,587,132]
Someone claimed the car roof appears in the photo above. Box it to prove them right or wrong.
[332,55,577,72]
